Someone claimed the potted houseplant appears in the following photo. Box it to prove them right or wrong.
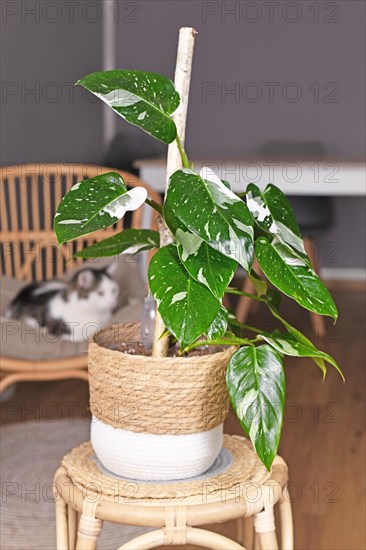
[54,29,342,481]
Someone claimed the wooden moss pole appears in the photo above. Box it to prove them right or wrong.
[152,27,197,358]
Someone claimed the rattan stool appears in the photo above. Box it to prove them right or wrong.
[53,435,293,549]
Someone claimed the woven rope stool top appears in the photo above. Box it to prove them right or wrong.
[55,435,293,549]
[61,435,271,503]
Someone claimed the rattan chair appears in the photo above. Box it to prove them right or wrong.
[0,163,161,394]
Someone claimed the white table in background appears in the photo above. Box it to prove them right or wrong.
[136,159,365,196]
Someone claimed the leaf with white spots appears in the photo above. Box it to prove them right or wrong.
[74,229,159,258]
[148,244,221,350]
[248,269,268,297]
[77,70,180,143]
[226,345,285,470]
[206,306,228,340]
[165,168,254,270]
[258,330,344,381]
[246,183,308,263]
[266,289,326,379]
[256,237,338,319]
[164,203,237,299]
[54,172,147,244]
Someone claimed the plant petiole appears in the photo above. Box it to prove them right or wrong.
[176,135,190,169]
[229,319,268,335]
[225,287,267,303]
[145,198,163,214]
[181,336,256,354]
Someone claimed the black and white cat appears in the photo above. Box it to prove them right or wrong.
[5,266,119,342]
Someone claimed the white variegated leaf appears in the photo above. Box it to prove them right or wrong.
[164,202,237,299]
[77,70,180,143]
[258,329,344,380]
[55,172,147,244]
[165,168,254,271]
[256,237,338,319]
[148,244,221,350]
[226,345,285,470]
[74,229,159,258]
[206,306,228,340]
[246,183,308,261]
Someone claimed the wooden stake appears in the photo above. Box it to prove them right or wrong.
[152,27,197,358]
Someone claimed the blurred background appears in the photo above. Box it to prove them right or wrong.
[1,0,365,277]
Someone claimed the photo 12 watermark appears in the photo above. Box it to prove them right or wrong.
[201,81,340,104]
[1,1,140,24]
[1,81,98,104]
[201,2,340,24]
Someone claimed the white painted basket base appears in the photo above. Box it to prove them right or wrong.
[91,416,224,481]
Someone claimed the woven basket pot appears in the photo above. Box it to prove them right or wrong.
[88,322,236,481]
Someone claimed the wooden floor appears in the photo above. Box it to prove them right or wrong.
[1,289,365,550]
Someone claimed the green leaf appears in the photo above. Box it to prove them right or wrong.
[258,330,344,381]
[176,229,237,299]
[164,202,237,299]
[266,289,343,380]
[74,229,160,258]
[256,237,338,320]
[227,309,242,337]
[248,269,268,297]
[206,306,228,340]
[165,168,254,270]
[54,173,147,244]
[267,294,327,380]
[77,70,179,144]
[246,183,308,262]
[266,287,282,312]
[226,345,285,470]
[267,289,326,377]
[148,245,221,350]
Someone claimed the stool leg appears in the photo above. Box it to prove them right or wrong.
[68,505,78,549]
[279,486,294,550]
[55,495,69,550]
[253,507,278,550]
[76,500,102,550]
[303,236,327,338]
[254,530,278,550]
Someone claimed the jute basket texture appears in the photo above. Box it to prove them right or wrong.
[88,322,237,435]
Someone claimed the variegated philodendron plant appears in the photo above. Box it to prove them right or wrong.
[54,70,343,470]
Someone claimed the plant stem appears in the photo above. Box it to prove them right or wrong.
[225,287,267,303]
[145,198,163,214]
[182,336,255,354]
[176,135,190,168]
[229,320,267,335]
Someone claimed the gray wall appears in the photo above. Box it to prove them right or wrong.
[117,0,365,159]
[1,0,365,271]
[0,0,105,164]
[115,0,366,272]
